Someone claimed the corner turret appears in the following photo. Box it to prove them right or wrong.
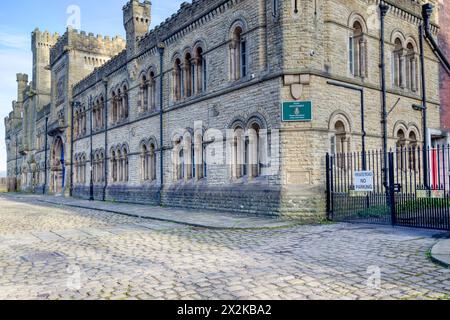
[123,0,152,56]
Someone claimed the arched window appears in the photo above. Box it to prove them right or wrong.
[195,46,206,93]
[194,131,204,180]
[82,108,87,135]
[112,91,118,124]
[230,25,247,81]
[140,75,149,112]
[396,129,407,170]
[111,150,117,182]
[247,122,261,178]
[149,71,156,111]
[332,120,350,169]
[117,149,123,182]
[174,58,182,101]
[99,152,104,182]
[149,143,156,181]
[409,131,418,171]
[74,155,78,183]
[393,38,405,88]
[184,52,193,98]
[141,143,148,181]
[231,126,245,179]
[121,85,129,120]
[183,133,193,180]
[81,155,86,184]
[406,42,418,92]
[178,148,185,181]
[74,110,79,137]
[349,21,367,78]
[117,89,123,120]
[122,147,129,182]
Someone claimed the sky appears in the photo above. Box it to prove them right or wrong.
[0,0,187,174]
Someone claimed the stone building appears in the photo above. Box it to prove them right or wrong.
[4,0,447,218]
[438,0,450,130]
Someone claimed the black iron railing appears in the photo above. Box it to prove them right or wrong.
[326,145,450,231]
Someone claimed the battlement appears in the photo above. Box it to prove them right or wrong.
[32,28,60,49]
[123,0,151,24]
[16,73,29,83]
[50,27,126,65]
[137,0,229,52]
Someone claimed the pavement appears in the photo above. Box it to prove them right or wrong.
[0,194,449,300]
[431,238,450,268]
[3,193,297,230]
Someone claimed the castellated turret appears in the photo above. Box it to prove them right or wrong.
[32,28,59,94]
[123,0,152,56]
[16,73,28,103]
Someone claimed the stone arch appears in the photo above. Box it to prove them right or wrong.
[348,12,368,33]
[328,111,353,133]
[227,15,248,41]
[407,123,421,142]
[246,113,268,130]
[405,37,418,53]
[390,30,406,46]
[227,116,246,130]
[393,120,409,138]
[193,39,208,53]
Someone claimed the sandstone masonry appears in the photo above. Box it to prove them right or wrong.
[4,0,447,219]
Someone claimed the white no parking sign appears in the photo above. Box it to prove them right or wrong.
[354,171,374,192]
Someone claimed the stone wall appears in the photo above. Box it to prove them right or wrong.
[439,0,450,131]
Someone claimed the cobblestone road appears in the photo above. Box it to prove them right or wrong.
[0,196,449,300]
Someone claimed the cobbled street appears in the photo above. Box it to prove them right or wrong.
[0,195,448,300]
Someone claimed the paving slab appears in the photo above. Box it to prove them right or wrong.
[431,239,450,268]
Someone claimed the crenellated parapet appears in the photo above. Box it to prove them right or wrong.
[50,27,126,66]
[73,51,127,96]
[32,28,60,50]
[138,0,231,51]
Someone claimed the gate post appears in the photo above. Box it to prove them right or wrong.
[326,153,332,220]
[388,152,397,226]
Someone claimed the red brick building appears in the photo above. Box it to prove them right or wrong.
[439,0,450,130]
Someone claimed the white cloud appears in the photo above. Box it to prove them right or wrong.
[0,29,30,50]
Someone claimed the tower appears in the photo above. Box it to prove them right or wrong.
[31,29,59,95]
[16,73,28,104]
[123,0,152,56]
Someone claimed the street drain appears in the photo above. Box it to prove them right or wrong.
[20,251,65,263]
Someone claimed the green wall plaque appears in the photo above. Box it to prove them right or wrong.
[282,101,313,122]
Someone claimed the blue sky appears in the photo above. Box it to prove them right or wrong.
[0,0,187,174]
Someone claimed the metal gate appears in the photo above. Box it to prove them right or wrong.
[326,146,450,231]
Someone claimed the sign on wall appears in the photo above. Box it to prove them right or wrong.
[353,171,374,192]
[282,101,313,122]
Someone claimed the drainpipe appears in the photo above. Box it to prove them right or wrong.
[419,24,429,189]
[103,79,109,202]
[89,96,94,201]
[422,4,450,75]
[70,101,75,197]
[157,43,165,206]
[43,116,48,195]
[15,133,18,191]
[379,2,389,191]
